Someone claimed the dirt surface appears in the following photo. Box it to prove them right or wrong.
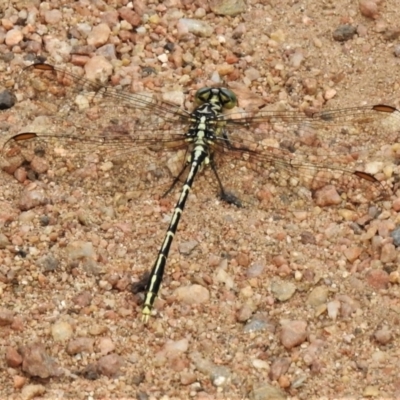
[1,0,400,399]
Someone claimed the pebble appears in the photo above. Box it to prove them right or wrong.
[66,337,95,355]
[51,320,73,342]
[290,49,305,68]
[250,383,287,400]
[6,347,23,368]
[179,240,198,255]
[44,9,62,25]
[13,375,26,389]
[380,243,397,263]
[324,88,337,100]
[302,78,317,95]
[344,246,362,263]
[87,23,111,48]
[177,19,213,38]
[84,55,113,83]
[332,25,357,42]
[0,233,11,248]
[0,308,14,326]
[244,314,276,333]
[246,261,265,278]
[19,189,48,211]
[270,279,296,301]
[0,90,16,110]
[174,284,210,305]
[96,354,124,377]
[36,254,59,272]
[190,352,231,387]
[280,320,308,349]
[327,299,341,320]
[21,384,46,400]
[66,241,95,260]
[96,43,116,60]
[363,385,380,397]
[244,67,261,81]
[97,337,116,355]
[119,6,141,27]
[5,28,23,46]
[269,357,291,381]
[374,326,392,345]
[314,185,341,207]
[359,0,379,19]
[366,269,390,290]
[307,286,329,307]
[21,343,62,378]
[209,0,246,16]
[252,358,269,370]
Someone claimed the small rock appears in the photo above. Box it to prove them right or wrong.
[244,314,276,333]
[359,0,379,19]
[21,343,61,378]
[19,189,48,211]
[363,385,380,397]
[51,320,73,342]
[44,9,62,24]
[6,347,23,368]
[5,28,23,46]
[246,261,265,278]
[96,353,124,377]
[269,357,291,381]
[332,25,357,42]
[87,23,111,47]
[71,291,92,307]
[0,233,11,248]
[380,243,397,263]
[84,55,113,83]
[66,241,96,260]
[21,384,46,400]
[0,90,16,110]
[179,240,198,255]
[244,67,261,81]
[302,78,318,95]
[314,185,341,207]
[250,383,287,400]
[209,0,246,16]
[327,300,341,320]
[390,226,400,246]
[290,49,305,68]
[0,308,14,326]
[307,286,329,307]
[36,254,59,272]
[270,279,296,301]
[344,247,363,263]
[177,18,213,38]
[174,284,210,306]
[67,337,95,355]
[13,375,26,389]
[366,269,390,290]
[374,326,392,345]
[280,320,307,349]
[97,337,115,355]
[119,6,141,27]
[324,88,337,100]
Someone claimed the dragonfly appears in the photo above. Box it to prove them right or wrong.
[1,63,398,322]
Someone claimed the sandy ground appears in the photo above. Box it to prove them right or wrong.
[1,0,400,399]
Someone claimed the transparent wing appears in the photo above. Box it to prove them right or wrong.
[1,63,398,210]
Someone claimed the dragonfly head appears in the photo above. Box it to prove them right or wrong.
[195,87,237,110]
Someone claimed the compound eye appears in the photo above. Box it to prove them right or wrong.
[195,87,212,104]
[219,88,237,109]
